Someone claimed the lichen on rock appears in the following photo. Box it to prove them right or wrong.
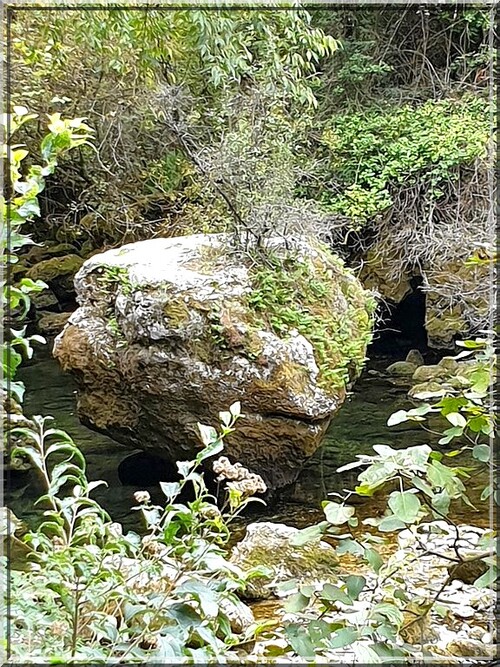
[54,234,374,491]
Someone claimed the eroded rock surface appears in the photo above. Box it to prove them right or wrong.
[54,234,373,490]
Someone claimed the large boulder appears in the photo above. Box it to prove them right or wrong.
[54,234,373,490]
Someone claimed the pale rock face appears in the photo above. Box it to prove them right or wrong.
[229,522,339,599]
[54,234,372,491]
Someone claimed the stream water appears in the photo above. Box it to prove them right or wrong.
[8,347,459,533]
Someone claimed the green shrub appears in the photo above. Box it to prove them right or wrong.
[317,96,490,227]
[7,404,270,662]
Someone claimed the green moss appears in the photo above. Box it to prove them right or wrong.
[95,265,133,295]
[27,254,84,281]
[246,250,373,392]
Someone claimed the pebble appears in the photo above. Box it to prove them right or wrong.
[454,605,475,619]
[468,626,484,640]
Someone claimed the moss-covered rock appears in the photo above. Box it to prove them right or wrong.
[386,360,418,377]
[27,254,84,305]
[230,522,339,599]
[27,254,84,282]
[54,234,374,491]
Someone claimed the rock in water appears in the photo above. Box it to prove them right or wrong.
[230,522,339,599]
[54,234,373,491]
[405,349,424,366]
[386,360,418,377]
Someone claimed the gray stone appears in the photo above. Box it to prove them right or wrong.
[438,356,460,372]
[408,381,447,400]
[53,234,373,491]
[30,288,60,311]
[412,364,450,383]
[446,638,494,657]
[386,361,418,377]
[405,349,425,366]
[229,522,339,599]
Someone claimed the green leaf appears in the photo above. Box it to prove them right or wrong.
[372,602,404,627]
[353,643,383,662]
[387,410,408,426]
[480,484,493,501]
[473,566,497,589]
[388,491,421,523]
[472,444,490,463]
[289,521,328,546]
[335,538,364,556]
[438,427,463,445]
[329,627,359,649]
[284,591,310,613]
[320,583,352,606]
[378,515,407,532]
[411,476,434,497]
[197,423,218,447]
[365,548,383,573]
[345,575,366,600]
[446,412,467,428]
[323,501,355,525]
[284,623,316,658]
[307,619,331,644]
[431,490,451,516]
[160,481,181,500]
[229,401,241,417]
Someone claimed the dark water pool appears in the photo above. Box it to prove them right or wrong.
[8,349,487,533]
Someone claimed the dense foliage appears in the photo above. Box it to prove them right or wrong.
[3,5,495,664]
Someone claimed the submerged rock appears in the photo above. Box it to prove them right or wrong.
[54,234,373,491]
[229,522,339,599]
[386,360,418,377]
[412,364,450,383]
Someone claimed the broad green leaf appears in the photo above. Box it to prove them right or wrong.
[372,602,404,626]
[388,491,421,523]
[197,423,218,447]
[378,515,407,532]
[431,490,451,516]
[335,538,364,556]
[307,619,331,644]
[320,583,352,605]
[387,410,408,427]
[345,575,366,600]
[438,426,464,445]
[284,623,316,658]
[411,476,434,497]
[474,566,497,589]
[229,401,241,417]
[289,521,328,546]
[160,481,181,499]
[323,501,355,525]
[284,591,310,613]
[365,548,383,573]
[329,627,358,649]
[472,444,490,463]
[353,643,383,662]
[446,412,467,428]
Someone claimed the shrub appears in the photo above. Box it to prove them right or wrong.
[7,404,269,662]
